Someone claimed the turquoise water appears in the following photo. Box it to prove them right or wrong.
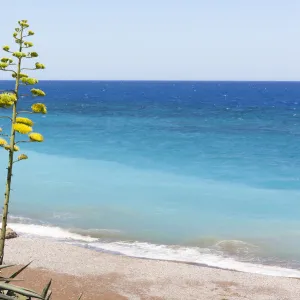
[0,80,300,275]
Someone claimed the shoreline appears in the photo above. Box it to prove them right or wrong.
[8,220,300,279]
[3,237,300,299]
[8,221,300,278]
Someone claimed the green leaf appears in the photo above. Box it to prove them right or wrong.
[41,279,51,298]
[6,261,32,283]
[0,278,23,281]
[0,265,15,270]
[0,283,43,299]
[0,293,18,300]
[46,291,52,300]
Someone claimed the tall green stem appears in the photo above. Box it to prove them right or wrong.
[0,29,23,264]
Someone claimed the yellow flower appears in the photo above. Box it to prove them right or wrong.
[29,133,44,142]
[0,62,8,69]
[18,21,29,28]
[22,77,38,85]
[13,145,19,151]
[24,42,33,48]
[16,117,34,127]
[29,52,38,58]
[2,46,10,52]
[35,62,45,69]
[4,145,10,151]
[31,89,46,97]
[18,154,28,161]
[0,138,7,146]
[19,73,28,78]
[28,30,34,36]
[0,93,17,107]
[12,73,28,79]
[12,52,27,58]
[32,103,47,114]
[13,123,32,134]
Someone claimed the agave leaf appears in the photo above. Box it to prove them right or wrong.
[78,292,83,299]
[16,296,27,300]
[0,293,18,300]
[46,291,52,300]
[0,278,24,281]
[0,265,15,270]
[41,279,51,298]
[0,283,43,299]
[6,261,33,283]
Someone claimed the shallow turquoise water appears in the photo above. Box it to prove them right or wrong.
[0,80,300,272]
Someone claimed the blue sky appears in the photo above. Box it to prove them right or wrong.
[0,0,299,80]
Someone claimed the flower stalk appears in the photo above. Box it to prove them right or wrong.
[0,20,47,264]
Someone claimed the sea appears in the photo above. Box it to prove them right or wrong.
[0,80,300,277]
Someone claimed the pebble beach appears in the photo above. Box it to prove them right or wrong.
[2,237,300,300]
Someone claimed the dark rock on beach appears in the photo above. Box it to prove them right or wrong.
[3,228,18,239]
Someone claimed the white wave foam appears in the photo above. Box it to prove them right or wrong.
[9,215,35,224]
[9,223,98,242]
[8,222,300,278]
[87,241,300,278]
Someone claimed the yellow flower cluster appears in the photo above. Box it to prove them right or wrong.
[18,154,28,161]
[24,42,33,47]
[0,62,8,69]
[12,73,28,79]
[3,144,19,152]
[0,138,7,146]
[22,77,38,85]
[2,46,10,52]
[0,93,17,107]
[31,89,46,97]
[13,52,27,58]
[29,52,38,58]
[29,133,44,142]
[16,117,34,127]
[31,103,47,114]
[0,58,13,63]
[35,62,45,69]
[18,20,29,28]
[13,123,32,134]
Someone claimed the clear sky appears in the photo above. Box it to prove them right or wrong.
[0,0,299,81]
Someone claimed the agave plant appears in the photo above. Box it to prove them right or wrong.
[0,263,82,299]
[0,20,47,264]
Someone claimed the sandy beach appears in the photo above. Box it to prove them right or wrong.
[0,237,298,299]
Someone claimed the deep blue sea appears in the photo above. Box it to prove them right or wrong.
[0,80,300,276]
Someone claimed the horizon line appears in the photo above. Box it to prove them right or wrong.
[1,79,300,83]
